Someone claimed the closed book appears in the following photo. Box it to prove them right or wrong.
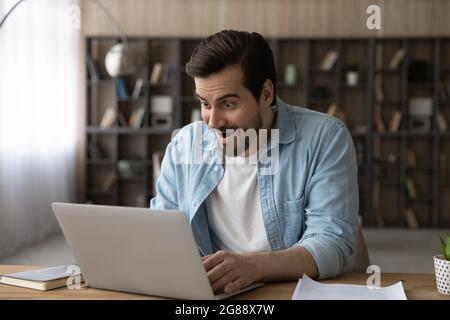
[389,111,402,132]
[132,78,144,99]
[320,51,339,71]
[0,265,83,291]
[404,208,419,229]
[405,177,417,199]
[388,49,406,69]
[150,62,163,84]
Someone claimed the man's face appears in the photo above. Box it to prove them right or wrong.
[194,64,264,155]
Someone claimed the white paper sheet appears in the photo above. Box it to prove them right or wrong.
[292,274,407,300]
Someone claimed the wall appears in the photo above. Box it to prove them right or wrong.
[81,0,450,37]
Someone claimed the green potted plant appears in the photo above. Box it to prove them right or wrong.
[345,64,359,87]
[434,235,450,295]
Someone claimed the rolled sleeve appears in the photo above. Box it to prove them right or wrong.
[295,121,359,279]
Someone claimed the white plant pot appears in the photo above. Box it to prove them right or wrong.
[434,255,450,295]
[346,71,359,87]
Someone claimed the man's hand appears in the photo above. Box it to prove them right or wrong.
[202,250,262,294]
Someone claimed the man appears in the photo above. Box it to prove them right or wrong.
[150,30,359,294]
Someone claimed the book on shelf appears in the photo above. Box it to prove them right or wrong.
[404,208,419,229]
[86,55,100,81]
[405,149,417,168]
[117,110,128,127]
[326,103,337,117]
[133,107,145,129]
[116,77,128,98]
[374,75,384,102]
[437,111,448,132]
[373,106,386,132]
[88,141,105,159]
[439,81,450,101]
[388,49,406,69]
[149,62,163,84]
[320,51,339,71]
[99,107,117,128]
[0,265,83,291]
[405,177,417,199]
[102,172,116,191]
[132,78,144,99]
[388,111,402,132]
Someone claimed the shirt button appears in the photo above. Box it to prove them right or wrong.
[213,166,219,171]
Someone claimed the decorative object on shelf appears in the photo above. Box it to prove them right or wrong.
[388,49,406,69]
[284,64,297,85]
[408,60,433,83]
[105,42,144,78]
[117,158,144,177]
[151,95,173,129]
[433,235,450,295]
[345,64,359,87]
[408,97,433,132]
[320,50,339,71]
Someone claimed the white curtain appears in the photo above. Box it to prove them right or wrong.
[0,0,79,259]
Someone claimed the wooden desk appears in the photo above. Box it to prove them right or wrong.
[1,265,449,300]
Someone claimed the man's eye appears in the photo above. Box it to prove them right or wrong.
[200,100,209,108]
[223,102,235,109]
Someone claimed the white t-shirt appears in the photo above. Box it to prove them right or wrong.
[206,155,271,254]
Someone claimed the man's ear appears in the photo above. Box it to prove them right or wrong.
[259,79,274,108]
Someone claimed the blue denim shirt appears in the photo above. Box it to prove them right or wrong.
[150,97,359,279]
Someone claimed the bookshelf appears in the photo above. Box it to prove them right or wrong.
[85,36,450,228]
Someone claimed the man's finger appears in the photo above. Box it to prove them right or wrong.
[225,276,246,294]
[211,269,237,293]
[203,250,227,272]
[207,259,232,283]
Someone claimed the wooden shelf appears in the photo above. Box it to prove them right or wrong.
[84,36,450,228]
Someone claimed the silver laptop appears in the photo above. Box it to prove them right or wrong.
[51,203,263,300]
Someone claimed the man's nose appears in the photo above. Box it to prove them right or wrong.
[208,108,225,129]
